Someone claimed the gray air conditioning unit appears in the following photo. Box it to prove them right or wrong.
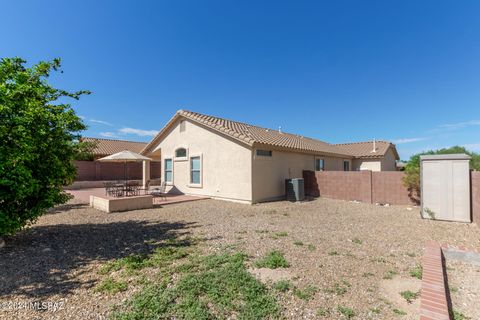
[285,178,305,201]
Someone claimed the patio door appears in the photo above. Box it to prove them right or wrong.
[174,160,188,193]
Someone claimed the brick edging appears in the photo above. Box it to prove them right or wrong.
[420,241,451,320]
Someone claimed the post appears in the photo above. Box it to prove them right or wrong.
[142,160,150,188]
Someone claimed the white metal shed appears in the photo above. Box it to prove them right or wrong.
[420,154,471,223]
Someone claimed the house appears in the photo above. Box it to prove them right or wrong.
[80,137,148,160]
[141,110,399,203]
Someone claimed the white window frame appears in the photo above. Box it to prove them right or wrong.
[315,158,325,171]
[164,157,174,185]
[188,154,203,188]
[343,160,350,171]
[174,146,188,161]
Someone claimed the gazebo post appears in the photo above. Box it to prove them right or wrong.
[142,160,150,189]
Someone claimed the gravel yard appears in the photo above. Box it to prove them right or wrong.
[447,259,480,320]
[1,197,479,320]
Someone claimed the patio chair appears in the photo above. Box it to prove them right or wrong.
[150,181,167,200]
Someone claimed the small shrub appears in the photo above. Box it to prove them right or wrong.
[452,309,470,320]
[293,285,318,300]
[338,306,355,318]
[352,238,362,245]
[272,231,288,239]
[400,290,419,303]
[392,308,407,316]
[410,265,423,279]
[254,251,290,269]
[406,252,416,257]
[326,282,348,295]
[328,250,338,256]
[362,272,374,277]
[383,270,398,280]
[308,244,316,251]
[371,307,381,314]
[273,280,291,292]
[316,307,330,317]
[293,240,304,246]
[94,278,127,294]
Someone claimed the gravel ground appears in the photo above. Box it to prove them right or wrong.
[447,259,480,320]
[1,197,479,320]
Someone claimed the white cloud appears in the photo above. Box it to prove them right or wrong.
[90,119,113,126]
[392,137,428,144]
[119,127,158,137]
[438,120,480,130]
[99,131,120,138]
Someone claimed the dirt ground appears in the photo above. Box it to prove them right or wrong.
[1,197,479,320]
[447,259,480,320]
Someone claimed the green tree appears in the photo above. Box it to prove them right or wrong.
[403,146,480,203]
[0,57,90,236]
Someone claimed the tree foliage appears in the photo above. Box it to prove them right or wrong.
[0,57,90,236]
[403,146,480,203]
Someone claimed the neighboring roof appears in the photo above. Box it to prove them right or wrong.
[333,141,400,160]
[141,110,399,160]
[81,137,148,156]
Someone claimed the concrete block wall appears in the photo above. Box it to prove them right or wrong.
[472,171,480,224]
[74,161,161,181]
[303,170,416,205]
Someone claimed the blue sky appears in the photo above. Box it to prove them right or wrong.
[1,0,479,160]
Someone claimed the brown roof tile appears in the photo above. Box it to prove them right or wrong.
[142,110,399,160]
[81,137,147,156]
[333,141,399,159]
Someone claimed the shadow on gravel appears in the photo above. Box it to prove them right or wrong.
[0,220,198,298]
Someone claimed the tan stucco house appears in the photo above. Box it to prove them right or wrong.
[141,110,399,203]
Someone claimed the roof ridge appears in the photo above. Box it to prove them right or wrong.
[333,140,391,146]
[178,109,329,143]
[83,137,148,144]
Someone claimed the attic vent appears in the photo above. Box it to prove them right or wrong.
[180,120,186,132]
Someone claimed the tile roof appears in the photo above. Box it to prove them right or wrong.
[142,110,399,160]
[81,137,147,156]
[333,140,399,159]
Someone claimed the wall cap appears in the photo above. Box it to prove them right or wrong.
[420,153,471,161]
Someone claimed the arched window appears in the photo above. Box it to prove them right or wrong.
[175,147,187,158]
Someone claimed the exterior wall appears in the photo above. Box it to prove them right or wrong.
[372,171,415,205]
[351,148,397,172]
[151,119,253,202]
[381,148,398,171]
[471,171,480,224]
[352,159,381,171]
[252,150,315,203]
[74,161,161,181]
[251,151,351,203]
[303,170,416,205]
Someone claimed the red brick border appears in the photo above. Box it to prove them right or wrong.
[420,241,451,320]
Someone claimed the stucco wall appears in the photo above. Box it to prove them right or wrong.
[381,147,398,171]
[251,150,350,202]
[251,150,315,202]
[150,119,253,202]
[351,147,397,172]
[352,159,381,171]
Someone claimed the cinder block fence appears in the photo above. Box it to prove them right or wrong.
[74,160,161,181]
[303,170,418,206]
